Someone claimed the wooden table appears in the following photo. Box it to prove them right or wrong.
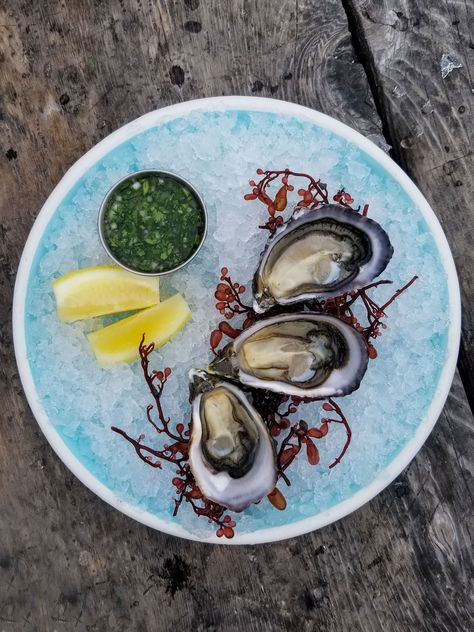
[1,1,473,630]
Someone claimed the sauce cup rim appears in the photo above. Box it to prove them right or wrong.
[98,169,208,276]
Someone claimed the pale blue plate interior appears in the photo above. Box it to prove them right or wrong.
[24,109,450,538]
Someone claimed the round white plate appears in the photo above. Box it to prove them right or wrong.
[13,97,460,544]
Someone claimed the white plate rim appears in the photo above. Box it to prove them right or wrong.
[12,96,461,545]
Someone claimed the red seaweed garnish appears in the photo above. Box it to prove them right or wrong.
[245,168,330,232]
[111,336,236,539]
[112,166,417,538]
[209,266,256,355]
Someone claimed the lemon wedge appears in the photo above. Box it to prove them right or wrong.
[52,265,160,322]
[87,293,192,366]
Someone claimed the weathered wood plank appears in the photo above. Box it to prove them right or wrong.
[0,1,472,630]
[345,0,474,407]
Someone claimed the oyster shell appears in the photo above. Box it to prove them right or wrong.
[253,204,393,313]
[189,371,277,512]
[208,313,368,398]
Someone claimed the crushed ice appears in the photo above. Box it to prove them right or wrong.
[25,110,450,537]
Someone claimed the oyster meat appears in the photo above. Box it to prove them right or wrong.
[253,204,393,312]
[189,371,277,512]
[208,313,368,398]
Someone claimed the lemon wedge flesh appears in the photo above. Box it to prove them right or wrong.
[87,293,192,366]
[52,265,160,322]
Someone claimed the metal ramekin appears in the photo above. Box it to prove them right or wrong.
[98,169,208,276]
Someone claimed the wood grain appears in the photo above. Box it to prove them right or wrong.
[0,1,473,630]
[346,0,474,407]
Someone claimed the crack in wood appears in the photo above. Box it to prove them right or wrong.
[342,0,474,415]
[340,0,402,163]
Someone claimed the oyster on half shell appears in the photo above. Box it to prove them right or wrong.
[189,371,277,512]
[253,204,393,313]
[208,313,368,399]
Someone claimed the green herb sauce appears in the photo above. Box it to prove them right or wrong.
[102,173,205,273]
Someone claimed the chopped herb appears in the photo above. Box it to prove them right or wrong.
[102,173,205,273]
